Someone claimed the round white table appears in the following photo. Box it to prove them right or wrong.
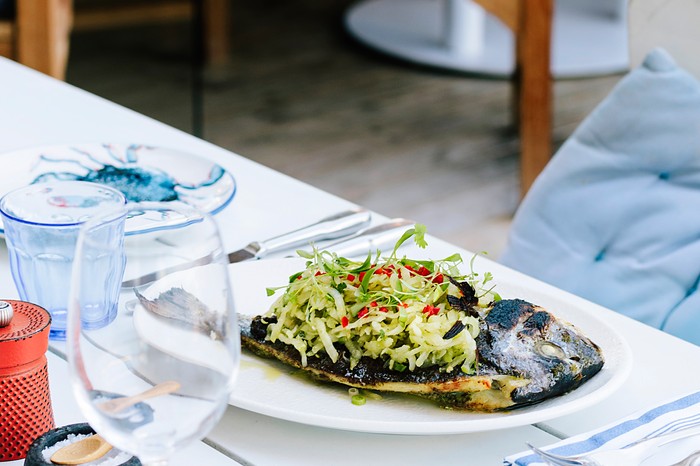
[345,0,629,78]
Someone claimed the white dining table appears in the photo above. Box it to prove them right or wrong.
[1,56,700,466]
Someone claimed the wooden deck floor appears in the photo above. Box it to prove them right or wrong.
[67,0,624,257]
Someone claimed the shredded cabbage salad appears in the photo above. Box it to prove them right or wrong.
[263,225,500,374]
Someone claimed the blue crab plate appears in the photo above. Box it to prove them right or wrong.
[0,143,236,234]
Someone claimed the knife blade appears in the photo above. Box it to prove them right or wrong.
[227,208,371,263]
[121,208,371,288]
[298,218,414,259]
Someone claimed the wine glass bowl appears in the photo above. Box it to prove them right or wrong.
[68,202,239,465]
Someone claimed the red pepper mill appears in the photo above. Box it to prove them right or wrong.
[0,300,55,461]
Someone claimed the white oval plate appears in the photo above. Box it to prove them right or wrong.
[0,143,236,235]
[228,257,633,435]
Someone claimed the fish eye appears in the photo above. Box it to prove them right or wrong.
[536,341,566,359]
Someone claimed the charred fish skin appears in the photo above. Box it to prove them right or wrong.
[239,297,605,412]
[241,314,531,411]
[244,314,467,386]
[476,299,604,406]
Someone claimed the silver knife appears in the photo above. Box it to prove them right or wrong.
[303,218,414,258]
[228,208,372,262]
[121,209,372,287]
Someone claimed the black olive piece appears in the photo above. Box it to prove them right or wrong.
[447,295,480,318]
[251,315,275,340]
[443,320,466,340]
[447,276,478,306]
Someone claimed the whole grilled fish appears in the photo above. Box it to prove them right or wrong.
[240,288,604,411]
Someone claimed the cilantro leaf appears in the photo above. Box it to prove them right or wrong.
[413,223,427,248]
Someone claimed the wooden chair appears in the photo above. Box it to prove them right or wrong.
[0,0,73,80]
[474,0,554,197]
[0,0,230,81]
[489,0,699,196]
[72,0,231,69]
[500,0,700,344]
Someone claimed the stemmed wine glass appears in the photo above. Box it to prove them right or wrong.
[67,202,240,466]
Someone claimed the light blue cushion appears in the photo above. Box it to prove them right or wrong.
[500,48,700,345]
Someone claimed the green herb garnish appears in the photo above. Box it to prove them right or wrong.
[262,224,498,374]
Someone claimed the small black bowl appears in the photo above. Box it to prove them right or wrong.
[24,423,141,466]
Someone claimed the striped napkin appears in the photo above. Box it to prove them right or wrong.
[505,390,700,465]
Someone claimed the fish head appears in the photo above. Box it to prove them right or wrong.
[476,299,604,406]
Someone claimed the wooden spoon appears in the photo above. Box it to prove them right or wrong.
[50,434,111,465]
[98,380,181,414]
[50,381,181,464]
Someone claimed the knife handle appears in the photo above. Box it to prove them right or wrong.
[253,208,372,258]
[322,218,415,258]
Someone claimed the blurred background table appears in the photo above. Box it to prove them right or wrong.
[345,0,629,78]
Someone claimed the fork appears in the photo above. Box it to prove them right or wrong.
[528,422,700,466]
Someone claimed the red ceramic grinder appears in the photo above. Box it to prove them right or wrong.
[0,300,55,461]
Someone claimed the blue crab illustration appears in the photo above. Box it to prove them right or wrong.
[31,144,227,203]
